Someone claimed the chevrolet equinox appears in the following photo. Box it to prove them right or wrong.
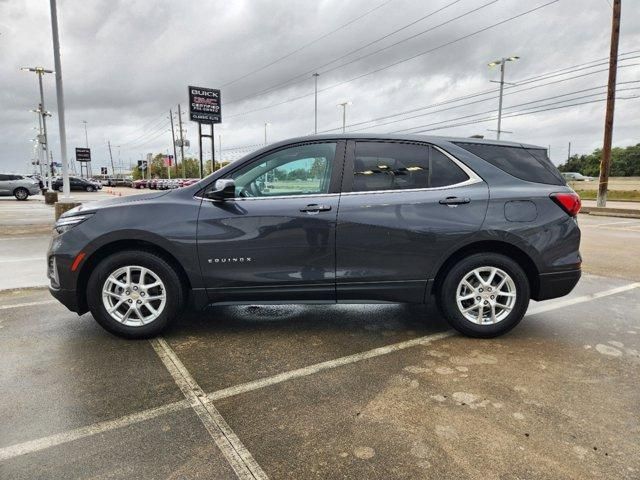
[48,135,581,339]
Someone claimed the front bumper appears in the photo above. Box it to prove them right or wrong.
[534,268,581,301]
[49,285,82,313]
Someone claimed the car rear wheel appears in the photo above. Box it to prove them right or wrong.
[87,250,185,339]
[437,253,530,338]
[57,185,64,192]
[14,187,29,200]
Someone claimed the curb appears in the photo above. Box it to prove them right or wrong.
[581,207,640,219]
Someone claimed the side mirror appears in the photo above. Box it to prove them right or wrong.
[205,178,235,201]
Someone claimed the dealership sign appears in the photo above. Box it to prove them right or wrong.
[75,147,91,162]
[188,86,221,124]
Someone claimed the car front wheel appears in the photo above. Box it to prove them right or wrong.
[437,253,530,338]
[14,187,29,200]
[86,185,95,192]
[87,250,185,339]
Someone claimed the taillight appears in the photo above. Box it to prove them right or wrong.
[550,192,581,217]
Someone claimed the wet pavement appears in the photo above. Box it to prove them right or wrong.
[1,273,639,479]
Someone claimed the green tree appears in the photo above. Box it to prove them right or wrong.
[557,143,640,177]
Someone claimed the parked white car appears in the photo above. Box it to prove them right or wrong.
[0,173,41,200]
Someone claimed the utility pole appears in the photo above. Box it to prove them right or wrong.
[33,108,45,183]
[568,141,571,161]
[488,56,519,140]
[313,73,319,134]
[218,134,222,168]
[169,109,178,177]
[107,140,116,178]
[81,120,89,178]
[177,104,186,178]
[22,68,53,189]
[597,0,621,207]
[338,101,351,133]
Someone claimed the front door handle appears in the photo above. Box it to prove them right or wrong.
[300,203,332,213]
[439,196,471,206]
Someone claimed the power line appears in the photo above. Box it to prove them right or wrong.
[118,115,169,146]
[407,95,639,134]
[394,87,640,134]
[219,0,395,88]
[224,0,474,105]
[318,59,640,133]
[225,0,560,119]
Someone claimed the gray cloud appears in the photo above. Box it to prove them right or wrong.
[1,0,638,174]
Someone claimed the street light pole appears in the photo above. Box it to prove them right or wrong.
[264,122,271,145]
[313,73,319,134]
[488,56,519,140]
[337,101,351,133]
[48,0,70,198]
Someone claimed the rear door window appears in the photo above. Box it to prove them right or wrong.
[351,142,469,192]
[454,142,565,185]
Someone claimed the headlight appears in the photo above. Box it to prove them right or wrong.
[54,213,93,234]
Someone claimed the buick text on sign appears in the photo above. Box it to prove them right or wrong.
[188,86,221,123]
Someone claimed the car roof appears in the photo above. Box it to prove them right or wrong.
[261,133,544,150]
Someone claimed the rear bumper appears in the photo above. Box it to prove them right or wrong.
[533,268,581,301]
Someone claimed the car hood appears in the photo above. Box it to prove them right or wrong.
[61,190,171,217]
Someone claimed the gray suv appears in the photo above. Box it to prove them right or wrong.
[48,135,581,339]
[0,173,41,200]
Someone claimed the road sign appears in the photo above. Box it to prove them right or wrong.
[101,167,108,175]
[76,147,91,162]
[137,160,148,170]
[164,155,174,167]
[188,86,221,123]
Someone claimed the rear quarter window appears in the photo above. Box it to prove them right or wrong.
[454,143,565,185]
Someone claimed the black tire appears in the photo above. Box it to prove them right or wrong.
[86,185,95,192]
[437,253,530,338]
[14,187,29,201]
[57,185,64,192]
[87,250,185,339]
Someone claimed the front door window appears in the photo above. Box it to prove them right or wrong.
[229,143,336,197]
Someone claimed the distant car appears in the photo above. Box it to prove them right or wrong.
[562,172,592,182]
[52,176,98,192]
[0,173,40,200]
[179,178,199,188]
[89,179,103,190]
[105,177,133,187]
[132,179,148,189]
[148,179,158,190]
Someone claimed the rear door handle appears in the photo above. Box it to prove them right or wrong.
[439,196,471,206]
[300,203,332,213]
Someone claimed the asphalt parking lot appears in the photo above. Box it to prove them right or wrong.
[1,195,639,479]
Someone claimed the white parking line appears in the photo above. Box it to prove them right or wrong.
[0,257,44,263]
[208,330,456,402]
[0,400,188,462]
[526,282,640,316]
[0,300,56,310]
[590,220,638,228]
[1,282,639,463]
[150,338,268,480]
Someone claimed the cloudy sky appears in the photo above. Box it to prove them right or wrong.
[1,0,638,175]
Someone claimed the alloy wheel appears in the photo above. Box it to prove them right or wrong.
[102,265,167,326]
[456,266,517,325]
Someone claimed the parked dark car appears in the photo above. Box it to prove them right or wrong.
[48,134,581,339]
[132,179,148,189]
[52,176,98,192]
